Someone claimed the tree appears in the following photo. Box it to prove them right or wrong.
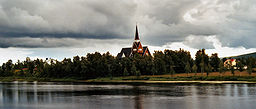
[195,50,203,73]
[247,64,252,75]
[0,49,245,80]
[164,49,193,73]
[195,49,209,73]
[151,66,156,76]
[247,57,254,76]
[219,60,225,76]
[237,60,244,72]
[192,64,198,75]
[195,49,210,76]
[200,61,205,76]
[185,62,191,76]
[169,65,175,77]
[86,52,103,78]
[231,66,235,76]
[72,56,82,77]
[131,64,137,76]
[80,57,89,79]
[144,56,154,75]
[206,63,212,76]
[123,67,129,76]
[120,57,132,76]
[210,53,220,72]
[136,70,141,78]
[5,60,14,76]
[0,66,4,77]
[153,51,166,75]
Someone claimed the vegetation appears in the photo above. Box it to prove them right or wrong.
[90,75,256,82]
[0,48,256,82]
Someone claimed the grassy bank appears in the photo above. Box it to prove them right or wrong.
[88,76,256,82]
[88,72,256,82]
[1,71,256,83]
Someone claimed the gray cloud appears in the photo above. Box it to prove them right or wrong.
[0,0,255,49]
[0,37,131,48]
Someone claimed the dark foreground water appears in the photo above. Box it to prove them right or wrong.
[0,82,256,109]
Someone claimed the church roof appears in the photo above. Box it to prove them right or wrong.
[143,46,147,51]
[117,47,132,58]
[117,25,150,58]
[142,46,151,55]
[117,46,150,58]
[133,42,141,48]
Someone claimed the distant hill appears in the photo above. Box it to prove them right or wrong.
[228,52,256,59]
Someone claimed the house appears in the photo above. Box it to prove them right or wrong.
[117,25,151,58]
[224,59,236,69]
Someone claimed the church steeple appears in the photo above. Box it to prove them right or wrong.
[135,25,140,40]
[132,24,143,54]
[117,24,151,58]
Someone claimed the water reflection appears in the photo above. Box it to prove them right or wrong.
[0,82,256,109]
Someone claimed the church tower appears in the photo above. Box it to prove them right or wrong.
[132,25,144,54]
[117,24,151,58]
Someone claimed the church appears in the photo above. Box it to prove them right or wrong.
[117,25,151,58]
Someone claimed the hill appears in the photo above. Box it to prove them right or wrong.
[229,52,256,59]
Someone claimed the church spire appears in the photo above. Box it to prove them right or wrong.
[135,25,140,40]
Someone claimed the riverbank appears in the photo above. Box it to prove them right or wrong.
[84,80,256,84]
[84,75,256,84]
[1,72,256,84]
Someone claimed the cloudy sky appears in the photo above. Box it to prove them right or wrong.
[0,0,256,64]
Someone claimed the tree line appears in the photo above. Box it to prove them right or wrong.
[0,49,255,79]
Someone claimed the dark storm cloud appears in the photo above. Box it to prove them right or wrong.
[0,32,120,39]
[0,0,136,37]
[0,37,131,48]
[0,0,256,48]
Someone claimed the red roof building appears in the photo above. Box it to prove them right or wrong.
[117,25,151,58]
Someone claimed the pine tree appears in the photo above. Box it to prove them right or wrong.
[192,64,198,75]
[237,60,244,72]
[247,57,253,76]
[206,63,212,76]
[131,64,137,76]
[209,53,220,72]
[185,62,191,76]
[169,65,175,77]
[200,61,205,76]
[219,60,225,76]
[136,70,141,78]
[231,66,235,76]
[247,64,252,75]
[123,67,129,76]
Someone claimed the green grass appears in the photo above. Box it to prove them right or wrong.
[1,75,256,83]
[89,76,256,82]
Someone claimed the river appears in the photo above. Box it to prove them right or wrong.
[0,82,256,109]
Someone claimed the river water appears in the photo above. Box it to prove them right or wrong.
[0,82,256,109]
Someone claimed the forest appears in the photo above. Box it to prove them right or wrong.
[0,49,255,80]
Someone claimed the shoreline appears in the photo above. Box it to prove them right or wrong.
[1,75,256,84]
[82,80,256,84]
[1,79,256,84]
